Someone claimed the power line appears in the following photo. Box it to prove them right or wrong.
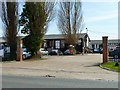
[88,30,117,35]
[88,30,118,38]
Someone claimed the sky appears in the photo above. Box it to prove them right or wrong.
[0,1,118,40]
[46,2,118,40]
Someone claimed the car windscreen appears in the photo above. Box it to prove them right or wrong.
[23,48,27,52]
[52,50,58,51]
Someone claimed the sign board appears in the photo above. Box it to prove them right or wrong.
[0,49,4,57]
[109,45,116,49]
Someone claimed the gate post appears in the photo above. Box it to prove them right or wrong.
[17,40,23,61]
[102,36,108,63]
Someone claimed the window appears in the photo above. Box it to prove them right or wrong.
[92,44,94,49]
[55,40,60,49]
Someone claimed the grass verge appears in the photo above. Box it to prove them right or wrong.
[101,62,120,71]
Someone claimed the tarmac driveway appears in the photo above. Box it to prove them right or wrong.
[2,54,118,81]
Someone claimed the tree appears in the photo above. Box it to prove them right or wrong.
[20,2,55,56]
[58,2,84,46]
[1,2,19,60]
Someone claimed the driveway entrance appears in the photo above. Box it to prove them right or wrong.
[2,54,118,81]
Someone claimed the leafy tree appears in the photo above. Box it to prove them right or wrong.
[1,2,19,60]
[20,2,55,56]
[58,2,84,45]
[23,35,44,56]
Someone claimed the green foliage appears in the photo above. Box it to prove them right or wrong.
[23,35,44,56]
[20,2,48,35]
[101,62,120,71]
[20,2,55,56]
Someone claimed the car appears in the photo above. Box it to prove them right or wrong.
[22,48,31,60]
[49,49,63,55]
[93,48,100,53]
[109,46,120,59]
[40,48,49,55]
[64,49,71,55]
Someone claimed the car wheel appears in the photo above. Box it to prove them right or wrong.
[114,55,118,59]
[23,55,26,60]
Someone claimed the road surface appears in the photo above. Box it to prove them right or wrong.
[2,54,118,81]
[2,74,118,88]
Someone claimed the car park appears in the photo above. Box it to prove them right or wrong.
[49,49,63,55]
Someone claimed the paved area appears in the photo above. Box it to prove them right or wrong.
[1,54,118,81]
[2,74,118,88]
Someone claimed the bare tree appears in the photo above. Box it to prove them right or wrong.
[58,1,84,45]
[1,2,19,60]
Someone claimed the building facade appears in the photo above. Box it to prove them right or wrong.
[43,33,90,52]
[0,33,90,53]
[90,39,120,51]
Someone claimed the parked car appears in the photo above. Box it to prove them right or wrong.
[49,49,63,55]
[109,46,120,58]
[22,48,31,60]
[93,48,100,53]
[84,48,93,53]
[40,48,49,55]
[64,49,71,55]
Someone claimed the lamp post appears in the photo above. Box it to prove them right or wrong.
[86,28,88,34]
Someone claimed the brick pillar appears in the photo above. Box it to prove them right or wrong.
[17,40,23,61]
[102,36,108,63]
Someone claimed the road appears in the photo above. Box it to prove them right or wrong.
[2,74,118,88]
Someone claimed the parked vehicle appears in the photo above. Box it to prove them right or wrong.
[40,48,49,55]
[84,48,93,53]
[2,47,11,61]
[109,46,120,58]
[0,45,4,57]
[93,48,100,53]
[22,48,31,60]
[64,49,72,55]
[49,49,63,55]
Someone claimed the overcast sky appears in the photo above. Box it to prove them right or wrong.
[0,1,118,40]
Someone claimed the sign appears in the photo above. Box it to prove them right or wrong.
[109,45,116,49]
[0,49,4,57]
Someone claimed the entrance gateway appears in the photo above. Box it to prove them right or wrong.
[17,40,23,61]
[102,36,108,63]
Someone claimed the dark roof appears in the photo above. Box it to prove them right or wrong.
[44,33,87,40]
[0,36,25,43]
[0,37,6,43]
[0,33,88,43]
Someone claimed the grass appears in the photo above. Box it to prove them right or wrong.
[101,62,120,71]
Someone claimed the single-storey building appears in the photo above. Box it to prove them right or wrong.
[0,33,90,53]
[43,33,90,52]
[89,39,120,51]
